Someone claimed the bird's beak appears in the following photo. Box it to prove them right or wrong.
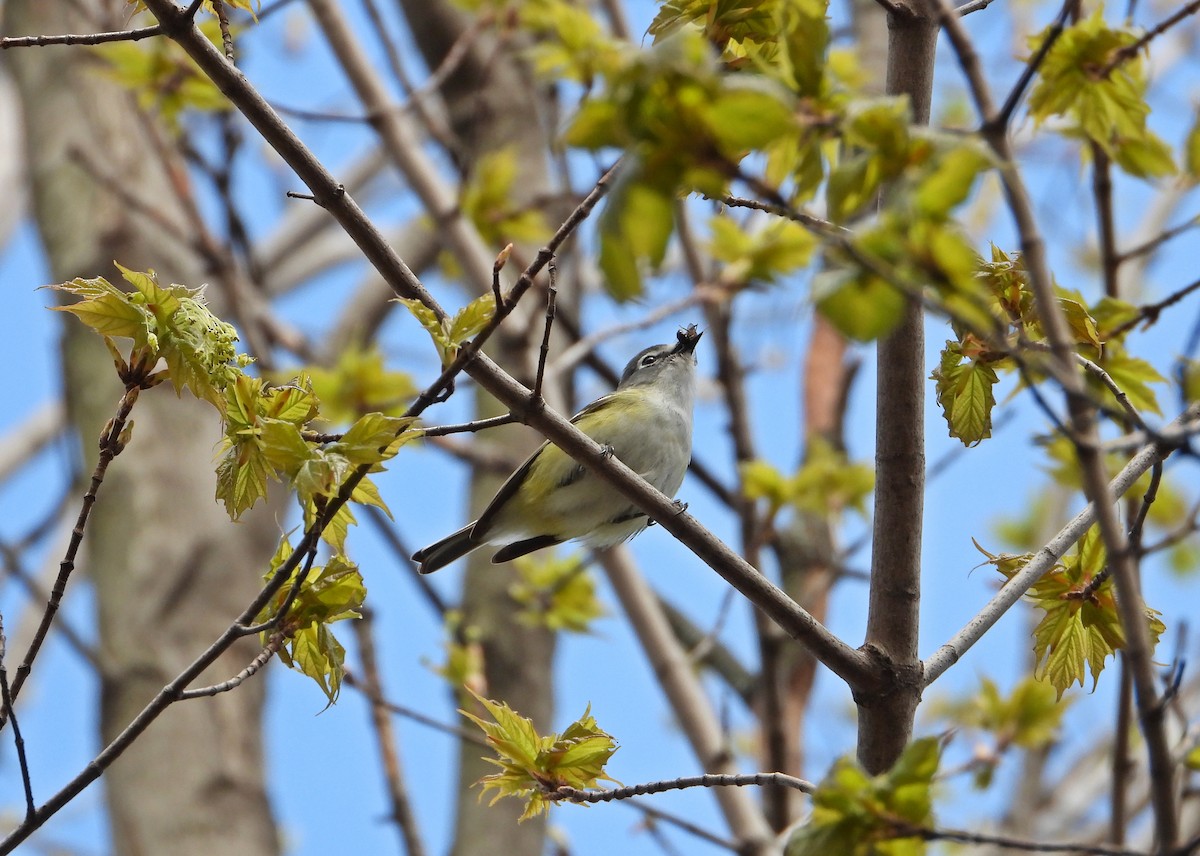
[674,324,702,355]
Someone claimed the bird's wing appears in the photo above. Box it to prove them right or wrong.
[470,392,620,539]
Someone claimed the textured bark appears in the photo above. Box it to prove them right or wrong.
[3,2,281,853]
[857,0,939,775]
[394,3,561,855]
[772,0,887,793]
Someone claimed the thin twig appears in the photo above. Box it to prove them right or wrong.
[1117,218,1200,266]
[342,672,487,747]
[1098,0,1200,77]
[236,545,320,637]
[1107,275,1200,340]
[0,616,35,822]
[420,414,517,438]
[6,384,142,717]
[1111,659,1134,844]
[891,819,1150,856]
[1091,144,1119,299]
[993,0,1077,131]
[211,0,234,62]
[0,26,163,49]
[547,772,814,804]
[531,261,558,403]
[955,0,1001,14]
[177,634,283,700]
[353,612,427,856]
[1076,355,1149,433]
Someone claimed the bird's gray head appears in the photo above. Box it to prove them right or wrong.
[617,325,702,391]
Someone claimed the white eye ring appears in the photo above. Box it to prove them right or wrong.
[641,354,658,367]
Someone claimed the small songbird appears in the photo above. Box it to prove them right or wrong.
[412,325,702,573]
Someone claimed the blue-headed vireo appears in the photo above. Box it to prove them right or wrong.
[413,325,702,573]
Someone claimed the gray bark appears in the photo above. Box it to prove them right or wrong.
[2,2,282,853]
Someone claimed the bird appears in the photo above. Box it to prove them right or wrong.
[412,325,702,573]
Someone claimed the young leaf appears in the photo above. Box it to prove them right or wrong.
[258,554,366,704]
[996,526,1165,698]
[509,554,606,633]
[462,692,619,820]
[931,340,999,446]
[786,737,941,856]
[448,292,498,347]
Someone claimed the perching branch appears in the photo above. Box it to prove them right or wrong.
[134,0,873,689]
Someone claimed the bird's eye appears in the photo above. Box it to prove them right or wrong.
[641,354,658,367]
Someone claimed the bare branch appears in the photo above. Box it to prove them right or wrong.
[923,400,1200,686]
[0,24,163,48]
[6,384,141,715]
[177,634,283,700]
[352,612,427,856]
[548,772,814,804]
[597,547,777,853]
[1099,0,1200,77]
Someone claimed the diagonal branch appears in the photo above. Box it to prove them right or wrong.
[136,0,872,688]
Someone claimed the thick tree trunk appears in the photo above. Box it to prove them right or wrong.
[3,2,282,853]
[395,3,562,855]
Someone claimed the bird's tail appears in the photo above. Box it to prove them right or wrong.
[412,523,480,574]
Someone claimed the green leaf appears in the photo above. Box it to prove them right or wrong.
[50,277,154,344]
[699,81,796,155]
[1026,11,1174,181]
[1096,346,1166,416]
[815,269,906,342]
[788,437,875,517]
[461,692,619,820]
[1185,111,1200,181]
[301,345,417,424]
[215,437,274,519]
[395,297,453,363]
[93,22,230,127]
[509,554,606,633]
[931,676,1070,758]
[257,554,366,704]
[598,175,675,300]
[786,738,940,856]
[740,459,791,509]
[913,144,991,219]
[998,525,1166,698]
[460,148,552,246]
[931,341,999,446]
[448,292,498,347]
[337,413,419,466]
[709,217,817,288]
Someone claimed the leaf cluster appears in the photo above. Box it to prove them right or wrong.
[94,20,231,127]
[396,292,497,366]
[978,528,1165,698]
[462,693,619,820]
[740,437,873,522]
[255,541,366,703]
[53,265,417,700]
[786,738,941,856]
[931,247,1166,445]
[1028,11,1174,179]
[508,555,607,633]
[929,676,1069,788]
[51,265,250,405]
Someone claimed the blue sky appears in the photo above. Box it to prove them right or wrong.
[2,0,1199,854]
